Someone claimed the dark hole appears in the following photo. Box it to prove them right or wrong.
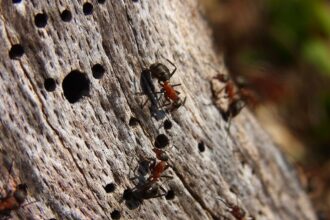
[129,117,140,127]
[34,13,48,28]
[110,210,121,219]
[98,0,106,4]
[154,134,169,149]
[104,183,116,193]
[220,109,230,122]
[229,186,238,194]
[123,189,133,200]
[198,142,205,152]
[48,219,56,220]
[163,119,172,130]
[132,0,139,2]
[60,9,72,22]
[12,0,22,3]
[44,78,56,92]
[62,70,90,103]
[83,2,93,15]
[165,190,175,200]
[92,63,105,79]
[9,44,24,59]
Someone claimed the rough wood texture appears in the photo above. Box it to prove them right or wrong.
[0,0,316,219]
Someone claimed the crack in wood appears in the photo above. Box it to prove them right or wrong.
[171,165,222,220]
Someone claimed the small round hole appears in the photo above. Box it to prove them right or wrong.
[60,9,72,22]
[34,13,48,28]
[44,78,56,92]
[128,117,139,127]
[83,2,93,15]
[12,0,22,3]
[154,134,169,149]
[163,119,172,130]
[132,0,138,2]
[98,0,106,4]
[92,64,105,79]
[104,183,116,193]
[9,44,24,59]
[110,210,121,219]
[165,190,175,200]
[198,142,205,152]
[62,70,90,103]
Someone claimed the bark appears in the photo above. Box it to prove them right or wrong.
[0,0,316,220]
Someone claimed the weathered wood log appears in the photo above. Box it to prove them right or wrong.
[0,0,316,219]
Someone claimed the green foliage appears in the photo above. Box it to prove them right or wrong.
[302,40,330,75]
[260,0,330,75]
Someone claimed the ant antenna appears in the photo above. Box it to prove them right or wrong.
[21,200,38,208]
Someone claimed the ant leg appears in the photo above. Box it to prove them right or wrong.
[140,98,149,109]
[158,184,167,194]
[160,97,172,108]
[160,175,173,180]
[181,97,187,106]
[171,83,181,88]
[21,200,38,208]
[165,59,177,78]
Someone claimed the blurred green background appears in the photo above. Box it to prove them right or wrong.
[201,0,330,218]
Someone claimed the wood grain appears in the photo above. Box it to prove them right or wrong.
[0,0,316,219]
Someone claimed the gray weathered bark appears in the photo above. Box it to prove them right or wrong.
[0,0,316,219]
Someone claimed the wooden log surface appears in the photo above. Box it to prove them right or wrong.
[0,0,316,219]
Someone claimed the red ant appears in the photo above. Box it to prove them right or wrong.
[212,73,256,122]
[0,184,28,218]
[149,59,186,110]
[147,148,172,183]
[129,147,172,186]
[125,148,173,209]
[0,162,36,219]
[218,197,254,220]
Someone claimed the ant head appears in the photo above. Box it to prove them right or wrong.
[150,63,170,82]
[159,152,169,161]
[14,184,28,204]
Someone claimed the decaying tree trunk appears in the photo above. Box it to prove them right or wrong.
[0,0,316,219]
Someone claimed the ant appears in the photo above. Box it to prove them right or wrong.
[125,150,171,210]
[135,68,166,120]
[147,148,172,183]
[212,73,255,124]
[128,147,172,186]
[218,197,254,220]
[0,162,34,219]
[148,59,186,110]
[0,184,28,218]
